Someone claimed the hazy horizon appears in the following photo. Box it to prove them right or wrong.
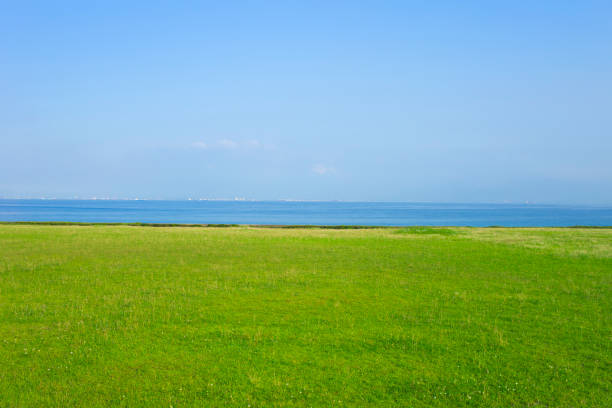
[2,197,612,207]
[2,2,611,204]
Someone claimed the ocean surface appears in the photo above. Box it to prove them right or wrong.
[1,199,611,227]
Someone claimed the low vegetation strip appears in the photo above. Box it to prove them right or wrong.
[2,221,611,229]
[0,225,610,407]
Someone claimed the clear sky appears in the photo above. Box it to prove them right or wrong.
[1,1,611,203]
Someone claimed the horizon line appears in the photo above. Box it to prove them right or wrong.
[1,197,611,207]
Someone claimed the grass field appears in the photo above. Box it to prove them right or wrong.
[1,225,610,407]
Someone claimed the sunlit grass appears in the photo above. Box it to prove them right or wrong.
[394,226,458,235]
[0,225,610,407]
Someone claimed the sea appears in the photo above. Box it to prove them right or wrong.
[1,199,611,227]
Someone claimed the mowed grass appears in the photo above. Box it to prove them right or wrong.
[0,225,610,407]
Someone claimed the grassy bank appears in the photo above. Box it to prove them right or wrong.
[0,225,610,406]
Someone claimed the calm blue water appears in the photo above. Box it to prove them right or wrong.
[1,199,611,226]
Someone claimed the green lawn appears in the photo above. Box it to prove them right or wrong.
[1,225,610,407]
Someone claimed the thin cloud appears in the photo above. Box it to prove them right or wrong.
[192,141,208,149]
[218,139,239,149]
[245,139,261,148]
[312,164,335,175]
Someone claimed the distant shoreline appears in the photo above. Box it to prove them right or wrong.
[2,198,612,206]
[1,221,611,229]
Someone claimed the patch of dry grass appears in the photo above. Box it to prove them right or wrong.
[461,227,612,258]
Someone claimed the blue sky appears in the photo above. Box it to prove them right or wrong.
[1,1,611,203]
